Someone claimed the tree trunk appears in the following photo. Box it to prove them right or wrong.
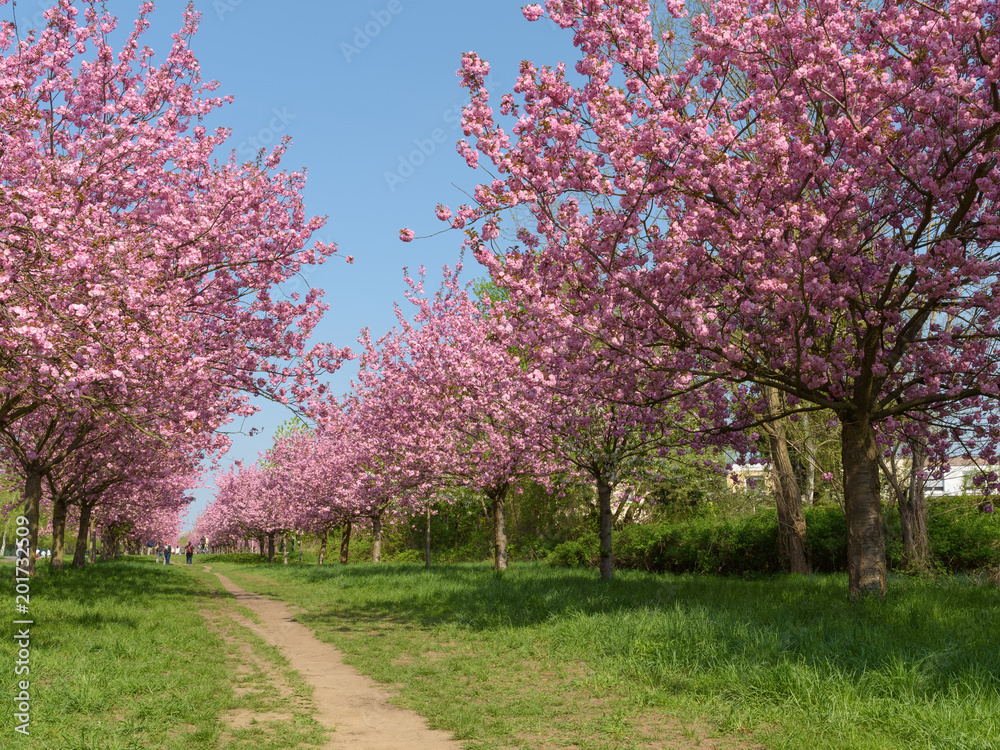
[22,468,42,576]
[89,529,97,564]
[340,520,351,564]
[764,387,811,574]
[597,475,614,581]
[489,484,509,571]
[842,416,887,600]
[281,534,288,564]
[803,412,817,506]
[72,503,93,567]
[258,533,265,557]
[318,528,328,565]
[900,436,931,571]
[372,513,383,564]
[50,495,68,570]
[267,532,276,562]
[425,507,432,569]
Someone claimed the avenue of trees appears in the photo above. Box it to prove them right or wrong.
[198,0,1000,601]
[0,0,345,573]
[5,1,999,604]
[439,0,1000,600]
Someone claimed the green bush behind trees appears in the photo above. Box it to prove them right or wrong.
[306,470,999,576]
[548,497,1000,575]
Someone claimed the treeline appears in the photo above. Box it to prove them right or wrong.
[240,482,999,578]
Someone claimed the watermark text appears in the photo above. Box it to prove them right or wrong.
[13,515,31,736]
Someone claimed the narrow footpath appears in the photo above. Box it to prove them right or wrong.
[204,565,466,750]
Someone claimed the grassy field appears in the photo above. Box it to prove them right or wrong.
[3,557,999,749]
[0,557,327,749]
[206,558,1000,749]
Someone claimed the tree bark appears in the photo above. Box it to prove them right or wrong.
[597,475,614,581]
[258,533,265,557]
[842,416,887,600]
[763,388,811,574]
[50,494,68,570]
[425,507,432,568]
[106,528,121,559]
[900,436,931,570]
[89,529,97,564]
[318,528,328,565]
[267,532,276,563]
[22,468,42,576]
[803,412,817,506]
[281,534,288,564]
[489,484,509,571]
[72,503,93,567]
[340,520,352,564]
[372,513,383,564]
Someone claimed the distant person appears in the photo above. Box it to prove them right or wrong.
[156,542,165,564]
[164,544,172,565]
[185,542,194,565]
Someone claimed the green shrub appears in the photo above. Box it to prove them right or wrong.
[611,499,1000,576]
[802,506,848,572]
[545,540,593,567]
[613,514,782,575]
[389,548,426,563]
[613,507,852,575]
[615,522,670,571]
[927,495,1000,570]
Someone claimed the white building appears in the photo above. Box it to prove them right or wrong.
[924,457,996,496]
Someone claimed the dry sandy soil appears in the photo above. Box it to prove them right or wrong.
[205,565,464,749]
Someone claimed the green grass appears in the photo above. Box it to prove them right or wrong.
[207,561,1000,750]
[0,558,327,749]
[3,557,998,749]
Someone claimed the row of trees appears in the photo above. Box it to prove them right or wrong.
[200,0,1000,601]
[438,0,1000,600]
[1,1,342,572]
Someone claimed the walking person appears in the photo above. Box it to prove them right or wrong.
[155,541,165,565]
[164,544,172,565]
[185,541,194,565]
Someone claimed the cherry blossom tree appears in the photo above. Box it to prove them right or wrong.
[0,0,343,570]
[442,0,1000,599]
[353,268,554,570]
[531,326,743,579]
[261,415,376,563]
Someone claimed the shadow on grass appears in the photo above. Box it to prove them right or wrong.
[3,557,212,610]
[215,560,1000,699]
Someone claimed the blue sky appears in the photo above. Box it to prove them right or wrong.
[27,0,578,527]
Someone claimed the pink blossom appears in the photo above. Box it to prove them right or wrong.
[523,4,544,22]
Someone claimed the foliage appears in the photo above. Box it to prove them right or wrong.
[925,496,1000,571]
[803,506,849,573]
[642,458,732,521]
[445,0,1000,600]
[544,538,597,567]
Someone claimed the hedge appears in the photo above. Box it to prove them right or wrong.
[548,499,1000,575]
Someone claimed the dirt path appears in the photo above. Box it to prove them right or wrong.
[203,565,465,750]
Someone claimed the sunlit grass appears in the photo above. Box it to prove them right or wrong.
[3,557,996,749]
[0,559,326,749]
[211,561,1000,750]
